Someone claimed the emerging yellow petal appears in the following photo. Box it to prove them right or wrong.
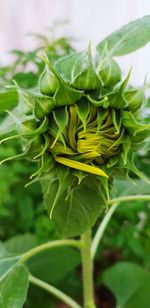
[55,156,108,178]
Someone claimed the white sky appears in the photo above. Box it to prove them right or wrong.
[0,0,150,85]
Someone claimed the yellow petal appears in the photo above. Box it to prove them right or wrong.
[55,156,108,178]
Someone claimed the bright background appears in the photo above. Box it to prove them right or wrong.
[1,0,150,85]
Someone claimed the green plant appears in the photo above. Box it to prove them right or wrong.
[0,16,150,308]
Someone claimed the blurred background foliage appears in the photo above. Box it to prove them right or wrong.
[0,25,150,308]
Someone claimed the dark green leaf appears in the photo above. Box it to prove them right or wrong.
[27,247,80,285]
[52,175,105,238]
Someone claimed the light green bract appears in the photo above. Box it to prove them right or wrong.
[1,45,150,237]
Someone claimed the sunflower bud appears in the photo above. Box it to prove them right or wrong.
[2,47,149,238]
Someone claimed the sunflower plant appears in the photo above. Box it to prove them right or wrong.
[1,16,150,308]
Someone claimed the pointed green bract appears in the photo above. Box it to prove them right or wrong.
[39,65,58,96]
[98,48,121,86]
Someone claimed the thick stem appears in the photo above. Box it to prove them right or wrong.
[81,229,96,308]
[29,274,82,308]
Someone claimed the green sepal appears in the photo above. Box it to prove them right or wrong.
[86,94,109,108]
[52,106,68,146]
[125,88,144,112]
[49,113,63,144]
[107,155,120,168]
[131,130,149,149]
[97,107,107,129]
[119,152,150,184]
[34,95,55,119]
[54,81,83,107]
[42,55,83,107]
[16,85,35,116]
[20,117,49,139]
[112,109,122,133]
[53,106,68,134]
[98,48,121,86]
[71,46,101,90]
[108,93,127,109]
[105,68,131,109]
[39,65,58,96]
[31,152,54,178]
[55,52,83,83]
[23,136,44,160]
[75,98,90,131]
[121,111,150,136]
[121,136,131,165]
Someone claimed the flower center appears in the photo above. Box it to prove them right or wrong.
[49,104,121,166]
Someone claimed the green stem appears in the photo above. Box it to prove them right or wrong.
[29,274,82,308]
[19,239,81,264]
[81,229,96,308]
[109,194,150,205]
[91,203,119,259]
[91,194,150,259]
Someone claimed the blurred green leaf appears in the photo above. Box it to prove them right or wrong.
[111,178,150,198]
[5,234,38,254]
[97,15,150,56]
[0,90,18,112]
[102,261,150,307]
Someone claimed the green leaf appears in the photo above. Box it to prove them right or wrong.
[0,264,29,308]
[102,262,150,308]
[52,175,105,238]
[4,234,38,254]
[0,256,19,278]
[42,166,74,219]
[13,72,38,89]
[122,278,150,308]
[0,90,18,113]
[42,168,105,237]
[0,242,19,278]
[111,178,150,198]
[0,242,10,259]
[27,247,80,285]
[97,15,150,56]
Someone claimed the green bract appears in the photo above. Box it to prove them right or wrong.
[1,47,150,238]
